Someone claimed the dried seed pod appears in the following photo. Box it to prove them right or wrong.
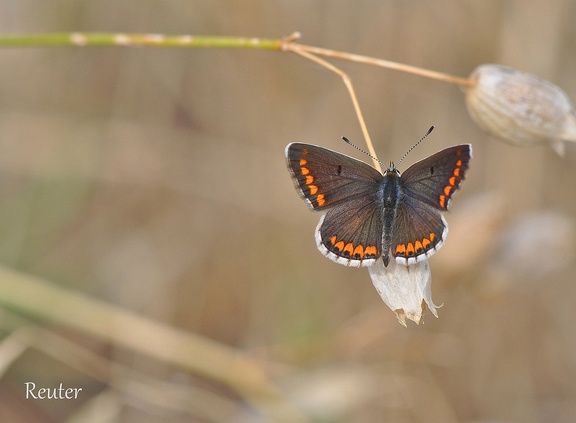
[465,64,576,153]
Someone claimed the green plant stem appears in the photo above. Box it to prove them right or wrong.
[0,32,472,87]
[0,32,284,49]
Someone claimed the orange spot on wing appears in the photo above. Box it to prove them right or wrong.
[443,185,452,196]
[422,237,431,249]
[301,167,310,175]
[406,242,415,256]
[316,194,325,206]
[453,167,461,177]
[343,243,354,255]
[449,176,456,186]
[353,245,365,258]
[305,175,314,184]
[365,246,378,256]
[395,244,406,255]
[439,195,446,208]
[308,184,318,195]
[429,232,436,242]
[334,240,345,251]
[299,159,308,166]
[414,240,423,252]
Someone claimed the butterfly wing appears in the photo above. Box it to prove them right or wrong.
[286,143,383,210]
[315,195,383,267]
[391,144,472,264]
[391,197,448,265]
[286,143,384,267]
[400,144,472,211]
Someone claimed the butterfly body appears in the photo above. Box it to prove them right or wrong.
[378,169,402,266]
[286,142,472,267]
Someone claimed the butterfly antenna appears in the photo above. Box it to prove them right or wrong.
[396,126,435,167]
[341,136,387,169]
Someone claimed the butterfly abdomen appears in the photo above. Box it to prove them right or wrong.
[379,170,402,266]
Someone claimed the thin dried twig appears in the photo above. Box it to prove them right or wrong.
[293,42,474,88]
[289,43,382,171]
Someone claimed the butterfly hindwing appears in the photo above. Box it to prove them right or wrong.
[316,194,383,267]
[391,197,447,264]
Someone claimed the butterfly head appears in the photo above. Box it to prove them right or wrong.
[385,161,401,177]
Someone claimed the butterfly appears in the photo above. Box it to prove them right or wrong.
[285,133,471,267]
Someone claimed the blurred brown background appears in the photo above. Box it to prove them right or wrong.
[0,1,575,422]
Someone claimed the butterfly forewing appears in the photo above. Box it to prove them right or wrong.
[400,144,472,211]
[286,143,383,211]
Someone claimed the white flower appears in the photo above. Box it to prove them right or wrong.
[368,258,438,327]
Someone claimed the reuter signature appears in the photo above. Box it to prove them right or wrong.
[25,382,82,399]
